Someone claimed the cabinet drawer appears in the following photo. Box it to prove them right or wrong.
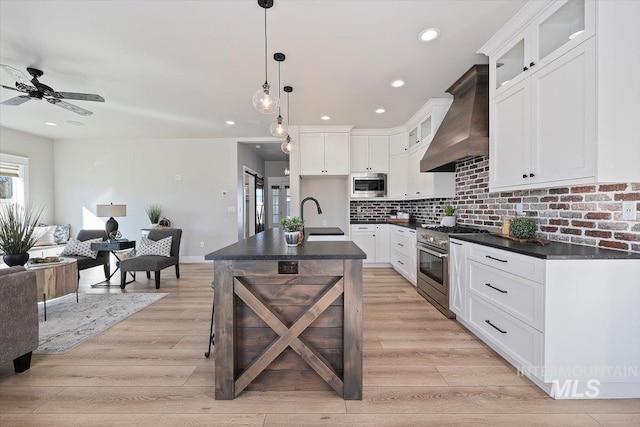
[468,294,542,371]
[468,243,545,283]
[469,261,544,331]
[392,233,412,257]
[392,249,412,278]
[351,224,376,233]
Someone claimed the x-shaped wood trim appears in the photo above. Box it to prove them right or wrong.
[233,276,344,396]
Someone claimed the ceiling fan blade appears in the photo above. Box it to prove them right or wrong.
[0,64,30,86]
[1,95,32,106]
[55,91,105,102]
[47,98,93,116]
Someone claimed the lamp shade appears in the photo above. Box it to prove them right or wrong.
[96,204,127,218]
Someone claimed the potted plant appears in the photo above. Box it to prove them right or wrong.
[0,203,43,266]
[145,204,162,228]
[280,216,304,247]
[441,204,456,227]
[509,216,537,239]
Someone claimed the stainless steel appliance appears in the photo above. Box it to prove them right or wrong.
[416,225,488,318]
[351,173,387,198]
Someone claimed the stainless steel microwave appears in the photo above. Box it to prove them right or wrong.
[351,173,387,198]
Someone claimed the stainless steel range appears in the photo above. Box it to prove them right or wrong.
[416,225,488,318]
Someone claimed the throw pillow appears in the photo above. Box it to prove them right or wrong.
[137,236,172,257]
[61,237,103,259]
[54,224,71,244]
[34,225,57,246]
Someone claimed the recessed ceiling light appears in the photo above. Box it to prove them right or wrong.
[375,108,386,114]
[321,116,330,121]
[67,120,85,126]
[225,120,235,125]
[419,27,440,42]
[391,79,405,88]
[45,122,58,126]
[255,145,261,148]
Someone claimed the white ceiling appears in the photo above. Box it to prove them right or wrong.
[0,0,525,141]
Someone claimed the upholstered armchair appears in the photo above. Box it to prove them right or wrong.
[0,266,39,373]
[119,228,182,289]
[64,230,110,280]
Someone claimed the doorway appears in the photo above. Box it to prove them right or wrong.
[243,169,264,238]
[268,177,291,229]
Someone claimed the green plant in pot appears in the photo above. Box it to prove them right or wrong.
[441,204,456,227]
[0,203,43,266]
[280,216,304,247]
[145,204,162,227]
[510,216,537,239]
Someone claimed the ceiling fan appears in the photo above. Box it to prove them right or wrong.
[0,64,104,116]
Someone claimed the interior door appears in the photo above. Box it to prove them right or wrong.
[268,177,291,229]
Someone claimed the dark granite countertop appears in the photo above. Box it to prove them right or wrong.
[351,220,421,230]
[450,233,640,260]
[205,227,365,261]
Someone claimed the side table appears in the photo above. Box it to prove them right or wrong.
[26,257,79,321]
[90,240,136,286]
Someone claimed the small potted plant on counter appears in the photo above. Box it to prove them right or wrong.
[509,216,537,239]
[441,205,456,227]
[280,216,304,247]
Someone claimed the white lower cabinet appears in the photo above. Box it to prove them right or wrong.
[390,225,416,285]
[454,240,640,399]
[350,224,389,265]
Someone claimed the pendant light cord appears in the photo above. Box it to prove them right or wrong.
[264,8,268,83]
[277,61,282,116]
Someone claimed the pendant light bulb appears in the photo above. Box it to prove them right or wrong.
[253,83,278,114]
[270,115,288,137]
[283,165,290,176]
[281,135,296,154]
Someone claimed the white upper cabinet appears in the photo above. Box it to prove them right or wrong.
[350,135,389,173]
[389,132,409,156]
[389,154,409,198]
[480,0,640,189]
[408,143,455,199]
[300,132,350,175]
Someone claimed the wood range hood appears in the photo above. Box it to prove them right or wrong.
[420,64,489,173]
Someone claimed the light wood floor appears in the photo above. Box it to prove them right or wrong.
[1,264,638,426]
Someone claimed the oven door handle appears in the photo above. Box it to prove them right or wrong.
[418,246,448,259]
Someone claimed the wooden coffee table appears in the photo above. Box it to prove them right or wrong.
[27,257,79,321]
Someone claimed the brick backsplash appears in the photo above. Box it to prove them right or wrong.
[350,156,640,253]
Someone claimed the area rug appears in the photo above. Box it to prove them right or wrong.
[35,293,168,354]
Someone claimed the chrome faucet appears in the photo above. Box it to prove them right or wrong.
[300,197,323,225]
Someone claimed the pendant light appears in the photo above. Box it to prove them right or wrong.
[281,85,296,154]
[270,53,288,137]
[252,0,279,114]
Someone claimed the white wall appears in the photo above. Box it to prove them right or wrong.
[0,127,55,223]
[53,138,239,261]
[300,176,348,232]
[265,161,287,178]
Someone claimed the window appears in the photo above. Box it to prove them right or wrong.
[0,153,29,206]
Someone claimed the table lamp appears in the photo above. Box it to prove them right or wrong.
[96,203,127,238]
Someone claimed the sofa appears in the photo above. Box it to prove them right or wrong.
[0,266,39,373]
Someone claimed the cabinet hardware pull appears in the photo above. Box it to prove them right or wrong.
[398,243,404,247]
[485,320,507,334]
[530,62,535,67]
[523,66,529,71]
[485,283,508,294]
[485,255,508,263]
[450,241,462,246]
[398,261,404,265]
[529,173,535,177]
[522,174,528,178]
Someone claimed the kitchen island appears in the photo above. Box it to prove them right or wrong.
[205,227,365,400]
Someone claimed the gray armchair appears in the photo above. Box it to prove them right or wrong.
[0,266,39,373]
[64,229,110,280]
[119,228,182,289]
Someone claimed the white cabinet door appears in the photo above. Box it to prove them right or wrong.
[449,239,467,319]
[490,81,532,189]
[389,132,408,156]
[351,232,376,264]
[532,38,596,185]
[350,135,369,172]
[389,154,408,198]
[368,135,389,172]
[407,146,422,197]
[375,224,389,263]
[323,133,350,174]
[300,133,326,175]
